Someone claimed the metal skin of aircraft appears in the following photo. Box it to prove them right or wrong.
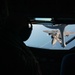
[43,29,75,47]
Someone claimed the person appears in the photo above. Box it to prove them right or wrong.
[0,15,42,75]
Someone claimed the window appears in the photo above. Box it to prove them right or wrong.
[24,18,75,50]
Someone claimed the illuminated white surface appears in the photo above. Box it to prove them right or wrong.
[35,18,52,21]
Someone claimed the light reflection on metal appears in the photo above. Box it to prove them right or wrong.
[35,18,52,21]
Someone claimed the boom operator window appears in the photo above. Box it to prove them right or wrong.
[24,18,75,50]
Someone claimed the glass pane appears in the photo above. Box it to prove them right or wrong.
[24,24,75,50]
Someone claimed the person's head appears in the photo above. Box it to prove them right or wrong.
[3,15,32,41]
